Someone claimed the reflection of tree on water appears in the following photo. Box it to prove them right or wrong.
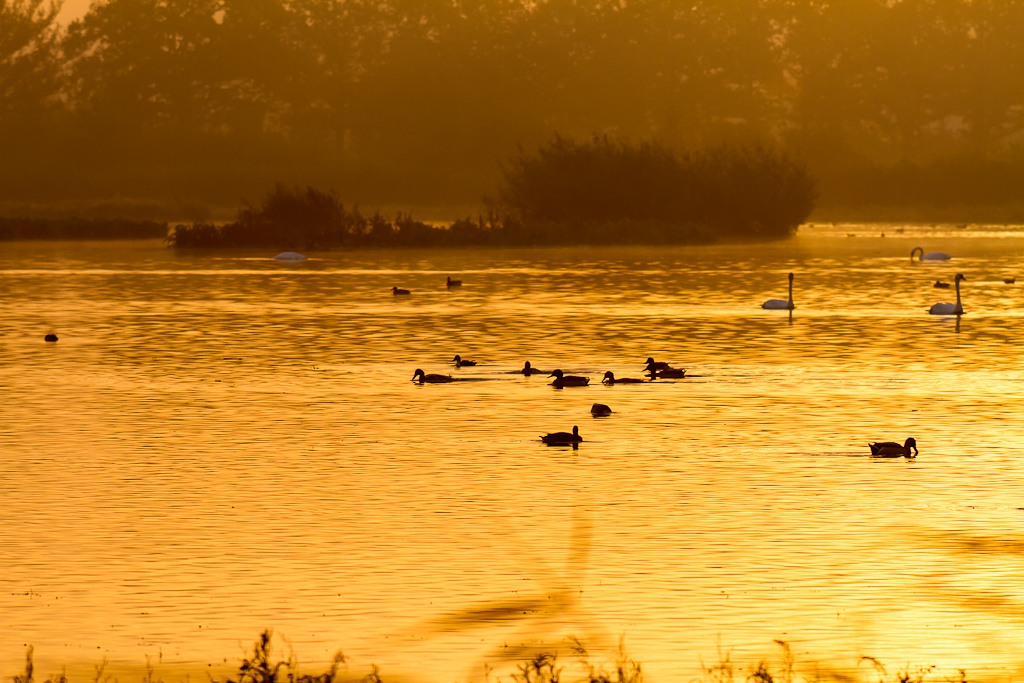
[425,503,614,677]
[924,531,1024,617]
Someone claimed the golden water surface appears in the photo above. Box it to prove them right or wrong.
[4,224,1024,683]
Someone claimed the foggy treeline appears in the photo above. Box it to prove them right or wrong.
[3,0,1024,219]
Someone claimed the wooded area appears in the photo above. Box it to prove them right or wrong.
[3,0,1024,220]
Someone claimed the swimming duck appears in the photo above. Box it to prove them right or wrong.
[519,361,545,375]
[911,247,952,261]
[869,437,918,457]
[933,280,950,289]
[590,403,612,416]
[452,355,477,367]
[602,371,645,384]
[412,368,455,383]
[649,367,687,379]
[1005,277,1016,284]
[549,369,590,387]
[44,333,58,342]
[446,276,462,287]
[392,287,411,295]
[761,272,795,310]
[540,425,583,444]
[929,273,965,315]
[644,357,671,371]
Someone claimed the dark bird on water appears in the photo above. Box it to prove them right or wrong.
[540,425,583,444]
[602,371,644,384]
[44,333,58,342]
[591,403,612,416]
[549,369,590,387]
[447,276,462,287]
[392,287,411,295]
[453,354,477,367]
[644,357,671,371]
[868,437,918,457]
[646,363,687,378]
[519,361,545,375]
[933,280,950,289]
[412,368,454,383]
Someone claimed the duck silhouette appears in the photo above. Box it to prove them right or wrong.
[549,369,590,387]
[453,355,477,367]
[518,361,545,375]
[540,425,582,444]
[447,276,462,287]
[412,368,454,383]
[648,366,687,379]
[602,371,645,384]
[392,286,411,295]
[869,438,918,457]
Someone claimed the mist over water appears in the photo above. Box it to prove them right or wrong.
[4,225,1024,683]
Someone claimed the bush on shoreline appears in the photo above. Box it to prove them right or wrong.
[170,213,718,250]
[168,184,718,250]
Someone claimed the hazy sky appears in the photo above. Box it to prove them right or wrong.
[57,0,90,23]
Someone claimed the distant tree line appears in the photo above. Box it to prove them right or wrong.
[3,0,1024,218]
[0,216,167,240]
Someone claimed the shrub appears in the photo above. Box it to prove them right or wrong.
[169,184,351,249]
[499,135,816,240]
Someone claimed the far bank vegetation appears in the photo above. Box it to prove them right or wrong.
[169,137,815,249]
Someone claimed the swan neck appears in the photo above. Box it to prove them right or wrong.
[788,277,794,306]
[955,277,961,306]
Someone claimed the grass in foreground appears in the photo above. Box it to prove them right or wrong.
[9,632,970,683]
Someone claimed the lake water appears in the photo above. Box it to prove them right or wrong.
[4,223,1024,683]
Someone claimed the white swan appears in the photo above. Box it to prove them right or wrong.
[929,273,965,315]
[761,272,795,310]
[911,247,951,261]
